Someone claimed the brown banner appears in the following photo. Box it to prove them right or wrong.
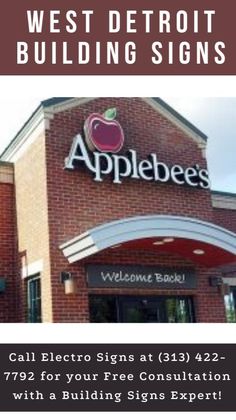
[0,0,236,75]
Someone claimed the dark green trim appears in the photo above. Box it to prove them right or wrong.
[0,161,13,167]
[211,190,236,198]
[0,98,73,160]
[41,97,73,108]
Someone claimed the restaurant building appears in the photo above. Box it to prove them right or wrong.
[0,97,236,323]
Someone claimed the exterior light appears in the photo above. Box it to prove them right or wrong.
[209,277,227,295]
[60,272,76,295]
[193,249,205,255]
[209,277,223,287]
[153,241,164,246]
[163,238,175,243]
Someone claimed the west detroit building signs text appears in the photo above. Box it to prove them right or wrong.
[17,9,225,67]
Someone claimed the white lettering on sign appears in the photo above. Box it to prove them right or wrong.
[101,270,186,285]
[101,271,153,283]
[154,273,185,284]
[65,134,210,190]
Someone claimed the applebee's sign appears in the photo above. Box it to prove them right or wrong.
[65,108,210,189]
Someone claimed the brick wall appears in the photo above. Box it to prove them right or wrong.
[44,98,227,322]
[51,248,226,323]
[213,207,236,277]
[213,207,236,233]
[0,163,18,322]
[14,135,53,322]
[46,98,213,247]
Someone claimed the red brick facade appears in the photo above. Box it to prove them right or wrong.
[213,207,236,233]
[0,164,18,322]
[0,98,236,323]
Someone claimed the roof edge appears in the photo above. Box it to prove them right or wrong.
[212,190,236,211]
[152,98,207,141]
[0,104,44,161]
[211,190,236,198]
[0,97,208,162]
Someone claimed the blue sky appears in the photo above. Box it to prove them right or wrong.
[0,97,235,193]
[163,97,236,193]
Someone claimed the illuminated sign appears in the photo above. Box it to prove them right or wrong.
[65,109,210,189]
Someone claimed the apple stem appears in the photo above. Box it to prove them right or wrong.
[103,108,117,120]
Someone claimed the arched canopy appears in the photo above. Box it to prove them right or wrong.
[60,215,236,266]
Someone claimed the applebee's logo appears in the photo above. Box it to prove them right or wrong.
[65,112,210,190]
[84,108,124,153]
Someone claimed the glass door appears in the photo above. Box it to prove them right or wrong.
[89,295,195,323]
[120,297,167,322]
[164,297,195,323]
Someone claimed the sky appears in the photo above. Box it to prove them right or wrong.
[0,96,235,193]
[163,97,236,193]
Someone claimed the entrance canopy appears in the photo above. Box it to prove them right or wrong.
[60,215,236,267]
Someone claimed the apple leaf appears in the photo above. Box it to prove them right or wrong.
[104,108,117,120]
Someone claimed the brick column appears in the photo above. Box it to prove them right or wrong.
[195,269,226,322]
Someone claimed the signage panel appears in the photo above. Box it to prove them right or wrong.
[87,265,197,289]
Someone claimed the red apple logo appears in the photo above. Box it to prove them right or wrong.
[84,108,124,153]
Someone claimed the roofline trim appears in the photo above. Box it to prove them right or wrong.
[212,192,236,210]
[47,96,208,146]
[212,190,236,198]
[0,106,46,162]
[1,97,208,162]
[0,163,14,184]
[0,98,97,162]
[45,97,97,114]
[144,98,207,149]
[152,98,207,141]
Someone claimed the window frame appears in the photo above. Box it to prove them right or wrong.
[27,274,42,323]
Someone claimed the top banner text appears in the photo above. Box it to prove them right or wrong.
[1,0,236,75]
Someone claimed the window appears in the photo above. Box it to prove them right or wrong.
[27,275,42,323]
[224,287,236,323]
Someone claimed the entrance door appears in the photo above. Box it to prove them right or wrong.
[119,297,167,322]
[89,295,195,323]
